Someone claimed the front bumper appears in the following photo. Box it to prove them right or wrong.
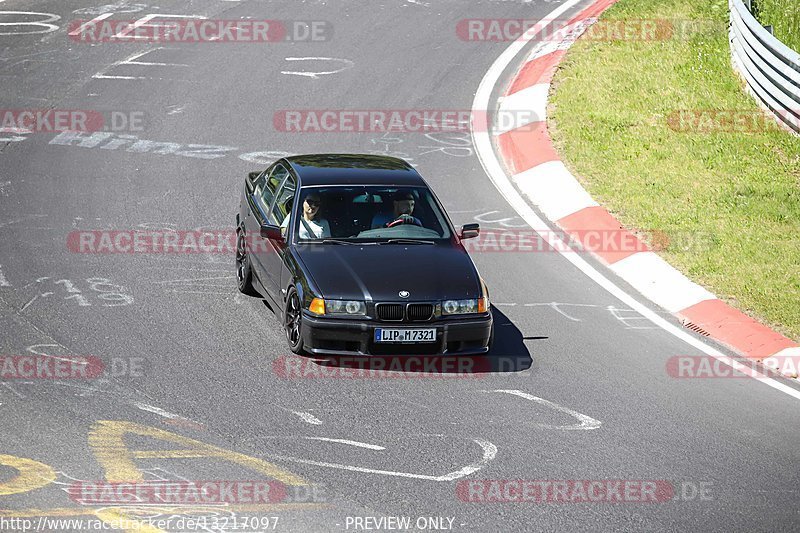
[300,312,493,356]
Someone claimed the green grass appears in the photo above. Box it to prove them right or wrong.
[755,0,800,52]
[549,0,800,341]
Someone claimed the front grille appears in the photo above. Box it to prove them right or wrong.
[407,303,434,321]
[376,303,404,321]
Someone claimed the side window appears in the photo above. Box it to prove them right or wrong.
[270,172,297,226]
[250,169,267,194]
[255,164,287,212]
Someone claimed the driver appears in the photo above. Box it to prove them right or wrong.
[371,189,423,228]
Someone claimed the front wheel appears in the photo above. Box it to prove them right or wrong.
[284,288,305,354]
[236,229,258,296]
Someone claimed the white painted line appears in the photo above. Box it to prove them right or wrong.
[0,214,47,229]
[67,13,112,36]
[0,382,24,398]
[125,60,189,67]
[305,437,384,450]
[291,411,323,425]
[471,1,800,401]
[92,74,146,80]
[495,83,549,134]
[131,401,197,424]
[267,439,496,481]
[281,57,354,79]
[154,275,234,284]
[513,161,599,221]
[26,344,89,364]
[487,390,601,430]
[609,252,716,313]
[0,264,10,287]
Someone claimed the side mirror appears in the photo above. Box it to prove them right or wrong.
[460,223,480,240]
[260,224,284,241]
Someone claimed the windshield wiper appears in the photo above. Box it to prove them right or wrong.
[320,239,356,245]
[381,238,435,245]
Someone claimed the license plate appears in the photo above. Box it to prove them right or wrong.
[374,328,436,343]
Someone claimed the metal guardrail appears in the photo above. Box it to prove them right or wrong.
[729,0,800,134]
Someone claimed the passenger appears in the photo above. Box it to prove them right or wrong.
[283,192,330,239]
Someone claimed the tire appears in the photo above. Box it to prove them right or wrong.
[284,288,305,354]
[487,324,495,352]
[235,229,258,296]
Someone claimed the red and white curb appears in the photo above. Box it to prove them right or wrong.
[489,0,799,378]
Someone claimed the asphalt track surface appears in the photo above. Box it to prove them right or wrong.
[0,1,798,532]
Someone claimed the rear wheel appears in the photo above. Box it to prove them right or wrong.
[284,288,305,354]
[235,229,257,296]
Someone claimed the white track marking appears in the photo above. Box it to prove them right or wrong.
[470,0,800,402]
[26,344,89,364]
[0,264,10,287]
[121,49,188,67]
[304,438,383,450]
[291,411,323,425]
[67,12,112,36]
[281,57,354,79]
[267,439,497,481]
[0,11,60,35]
[0,382,24,398]
[131,401,199,426]
[486,390,601,430]
[0,214,46,229]
[154,275,234,284]
[92,74,146,80]
[607,305,659,330]
[113,14,206,40]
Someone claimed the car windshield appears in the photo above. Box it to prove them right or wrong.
[285,186,453,242]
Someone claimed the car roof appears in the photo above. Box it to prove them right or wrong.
[282,154,427,187]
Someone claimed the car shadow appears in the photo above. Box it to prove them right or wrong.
[292,306,534,375]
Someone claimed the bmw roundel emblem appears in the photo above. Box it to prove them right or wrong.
[399,290,410,298]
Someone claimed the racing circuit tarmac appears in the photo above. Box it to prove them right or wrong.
[0,1,799,531]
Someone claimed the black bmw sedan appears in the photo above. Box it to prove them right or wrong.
[235,154,493,356]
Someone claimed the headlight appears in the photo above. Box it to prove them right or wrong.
[322,299,366,316]
[442,280,490,315]
[442,299,479,315]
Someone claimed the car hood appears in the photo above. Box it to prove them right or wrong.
[295,243,481,302]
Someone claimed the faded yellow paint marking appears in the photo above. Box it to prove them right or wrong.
[0,454,56,495]
[89,421,306,485]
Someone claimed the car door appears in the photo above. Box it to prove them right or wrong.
[243,163,282,297]
[254,164,296,300]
